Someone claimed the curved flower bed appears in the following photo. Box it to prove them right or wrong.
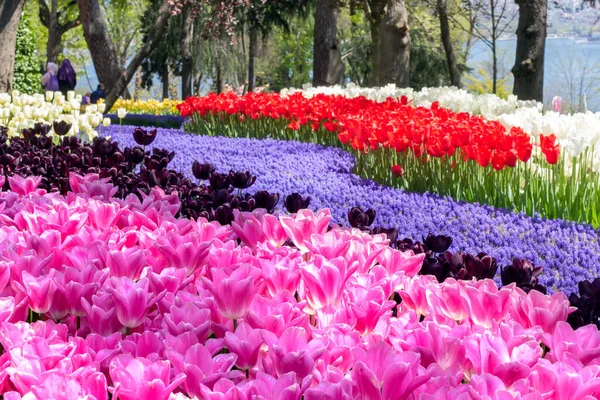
[106,126,600,295]
[0,177,599,399]
[179,92,600,226]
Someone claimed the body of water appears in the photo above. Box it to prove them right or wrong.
[468,37,600,112]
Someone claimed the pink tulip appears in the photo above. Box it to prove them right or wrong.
[224,321,264,370]
[20,270,56,314]
[301,255,358,311]
[69,172,118,199]
[266,326,326,381]
[106,248,147,279]
[304,380,354,400]
[198,378,250,400]
[30,370,108,400]
[155,240,212,277]
[262,213,288,248]
[8,175,42,196]
[512,289,574,334]
[280,209,331,252]
[250,371,310,400]
[465,284,511,329]
[547,322,600,367]
[81,293,122,336]
[377,247,425,278]
[110,354,186,400]
[0,297,15,323]
[178,344,238,398]
[259,256,302,296]
[201,265,258,320]
[304,230,351,260]
[348,288,395,335]
[110,277,163,329]
[163,302,212,342]
[87,201,122,230]
[427,280,470,323]
[232,209,267,248]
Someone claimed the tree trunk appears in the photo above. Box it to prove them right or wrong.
[0,0,26,93]
[45,0,61,64]
[79,0,171,111]
[38,0,80,65]
[103,0,172,110]
[77,0,122,94]
[162,64,169,100]
[369,21,381,86]
[377,0,410,87]
[437,0,461,87]
[46,26,63,64]
[180,3,194,99]
[313,0,344,86]
[248,28,258,92]
[512,0,547,101]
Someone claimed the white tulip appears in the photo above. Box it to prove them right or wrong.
[89,115,101,126]
[67,91,75,101]
[117,108,127,119]
[45,92,54,102]
[98,103,106,113]
[103,118,111,127]
[0,93,11,105]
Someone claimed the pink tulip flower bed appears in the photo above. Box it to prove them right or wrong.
[1,173,600,400]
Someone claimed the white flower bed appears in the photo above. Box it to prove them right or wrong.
[0,91,107,140]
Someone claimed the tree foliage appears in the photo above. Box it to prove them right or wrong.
[13,12,41,94]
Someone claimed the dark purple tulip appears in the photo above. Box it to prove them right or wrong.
[214,204,234,225]
[192,161,215,180]
[253,190,280,213]
[125,147,145,164]
[501,258,545,293]
[34,123,51,136]
[209,173,230,190]
[423,234,453,254]
[464,252,498,280]
[37,135,52,149]
[284,193,310,213]
[228,170,256,189]
[52,120,72,136]
[132,127,158,146]
[22,128,36,142]
[396,238,427,254]
[347,207,376,228]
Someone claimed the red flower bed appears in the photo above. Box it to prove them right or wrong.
[178,92,560,169]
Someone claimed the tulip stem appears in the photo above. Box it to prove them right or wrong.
[233,319,238,332]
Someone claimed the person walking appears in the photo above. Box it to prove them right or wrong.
[57,59,77,96]
[41,62,59,92]
[90,84,106,104]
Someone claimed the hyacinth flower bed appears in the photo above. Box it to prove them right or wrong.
[179,92,600,227]
[3,176,600,399]
[105,125,600,296]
